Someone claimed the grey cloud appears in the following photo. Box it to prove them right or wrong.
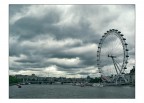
[9,5,135,77]
[10,5,102,44]
[9,4,28,17]
[10,11,62,41]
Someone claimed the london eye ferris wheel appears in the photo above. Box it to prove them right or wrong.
[97,29,129,83]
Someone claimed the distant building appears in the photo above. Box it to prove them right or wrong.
[125,66,135,85]
[129,66,135,85]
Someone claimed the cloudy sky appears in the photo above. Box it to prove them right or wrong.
[9,4,135,78]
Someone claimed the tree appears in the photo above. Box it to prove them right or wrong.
[9,75,22,85]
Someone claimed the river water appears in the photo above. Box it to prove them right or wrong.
[9,84,135,99]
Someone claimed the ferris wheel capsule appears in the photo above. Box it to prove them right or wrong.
[123,38,126,40]
[126,49,129,51]
[118,31,121,33]
[126,55,129,57]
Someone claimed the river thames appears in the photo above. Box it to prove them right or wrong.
[9,84,135,99]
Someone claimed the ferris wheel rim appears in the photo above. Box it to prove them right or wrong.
[97,29,129,74]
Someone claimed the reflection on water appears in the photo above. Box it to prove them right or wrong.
[9,84,135,98]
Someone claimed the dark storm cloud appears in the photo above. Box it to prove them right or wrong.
[9,5,28,16]
[9,5,100,73]
[10,17,100,45]
[10,10,62,41]
[70,5,122,30]
[9,5,135,77]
